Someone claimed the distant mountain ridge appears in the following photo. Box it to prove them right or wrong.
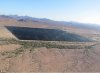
[0,15,100,31]
[0,15,99,41]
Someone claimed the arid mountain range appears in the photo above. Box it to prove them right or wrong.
[0,15,100,41]
[0,15,100,72]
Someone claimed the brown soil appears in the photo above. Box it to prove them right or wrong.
[0,17,100,72]
[0,44,21,52]
[0,43,100,72]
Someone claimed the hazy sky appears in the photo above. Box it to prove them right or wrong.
[0,0,100,24]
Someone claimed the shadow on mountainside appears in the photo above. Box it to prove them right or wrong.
[6,26,91,42]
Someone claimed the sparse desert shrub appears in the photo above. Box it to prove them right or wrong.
[0,38,96,58]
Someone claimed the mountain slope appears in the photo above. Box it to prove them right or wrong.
[0,15,99,41]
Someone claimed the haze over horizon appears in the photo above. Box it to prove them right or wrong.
[0,0,100,24]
